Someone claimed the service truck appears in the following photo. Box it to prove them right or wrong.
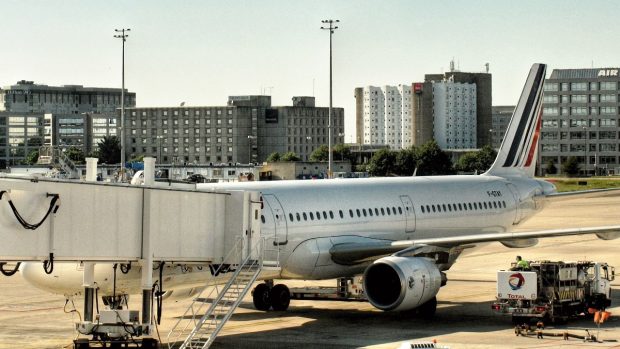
[492,261,614,323]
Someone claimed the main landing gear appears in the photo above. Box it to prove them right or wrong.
[252,281,291,311]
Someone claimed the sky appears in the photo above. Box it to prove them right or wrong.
[3,0,620,140]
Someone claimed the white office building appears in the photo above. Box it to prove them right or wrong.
[361,84,412,149]
[432,80,477,149]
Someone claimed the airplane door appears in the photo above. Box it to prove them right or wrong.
[262,194,288,246]
[399,195,416,233]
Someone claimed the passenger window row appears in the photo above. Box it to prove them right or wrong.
[420,200,507,214]
[287,205,404,223]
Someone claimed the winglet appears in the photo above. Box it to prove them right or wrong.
[485,64,546,178]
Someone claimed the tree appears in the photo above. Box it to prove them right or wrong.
[545,160,557,175]
[334,144,356,167]
[395,147,417,176]
[97,136,121,164]
[266,152,281,162]
[280,152,301,162]
[562,156,580,177]
[366,148,397,176]
[415,140,453,176]
[309,145,329,161]
[24,150,39,165]
[454,145,497,174]
[65,147,85,164]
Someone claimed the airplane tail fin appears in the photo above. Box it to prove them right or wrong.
[485,63,546,178]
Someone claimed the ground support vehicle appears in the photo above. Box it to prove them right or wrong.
[492,261,614,323]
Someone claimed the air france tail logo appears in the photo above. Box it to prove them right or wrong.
[502,64,546,169]
[508,273,525,290]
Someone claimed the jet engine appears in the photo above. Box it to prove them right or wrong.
[363,256,441,312]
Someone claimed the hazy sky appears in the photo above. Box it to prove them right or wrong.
[3,1,620,139]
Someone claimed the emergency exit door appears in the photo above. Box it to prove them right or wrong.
[399,195,416,233]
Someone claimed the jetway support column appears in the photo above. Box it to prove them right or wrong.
[141,160,155,333]
[82,262,95,323]
[82,158,98,323]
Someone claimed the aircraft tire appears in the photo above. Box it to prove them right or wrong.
[270,284,291,311]
[417,296,437,319]
[252,283,272,311]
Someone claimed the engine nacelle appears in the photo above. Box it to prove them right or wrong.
[363,256,441,312]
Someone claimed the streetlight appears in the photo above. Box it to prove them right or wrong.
[321,19,339,178]
[114,28,130,180]
[247,135,256,164]
[582,125,588,176]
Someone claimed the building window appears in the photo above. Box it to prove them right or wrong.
[570,82,587,91]
[544,83,558,91]
[600,82,616,90]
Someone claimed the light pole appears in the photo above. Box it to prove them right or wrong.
[114,28,130,180]
[321,19,339,178]
[247,135,256,164]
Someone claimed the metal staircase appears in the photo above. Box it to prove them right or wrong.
[37,146,80,179]
[167,238,275,349]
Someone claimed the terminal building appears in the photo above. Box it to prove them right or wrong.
[541,68,620,175]
[491,106,514,150]
[123,96,344,164]
[0,80,134,167]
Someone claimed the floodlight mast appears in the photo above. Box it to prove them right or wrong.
[114,28,130,181]
[320,20,339,178]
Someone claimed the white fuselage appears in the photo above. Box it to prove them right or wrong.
[200,174,553,280]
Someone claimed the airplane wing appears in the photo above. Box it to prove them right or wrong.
[329,225,620,265]
[545,187,620,202]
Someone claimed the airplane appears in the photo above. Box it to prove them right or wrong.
[15,63,620,319]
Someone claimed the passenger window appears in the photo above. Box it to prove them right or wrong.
[303,212,307,221]
[381,207,385,215]
[356,209,361,217]
[426,205,431,213]
[438,205,442,212]
[368,209,373,217]
[339,210,344,218]
[398,207,403,214]
[375,208,379,216]
[421,206,425,213]
[309,212,314,220]
[316,211,321,220]
[447,204,452,212]
[386,207,391,215]
[329,211,334,219]
[323,211,328,219]
[392,207,397,215]
[349,209,354,218]
[432,205,436,212]
[261,215,265,223]
[468,203,472,210]
[289,213,294,221]
[458,203,463,211]
[442,204,446,212]
[493,202,498,209]
[502,201,506,208]
[296,213,301,221]
[483,202,488,209]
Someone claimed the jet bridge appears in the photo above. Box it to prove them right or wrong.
[0,175,261,263]
[0,158,264,348]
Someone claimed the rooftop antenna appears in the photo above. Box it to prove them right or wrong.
[450,58,455,72]
[485,62,490,73]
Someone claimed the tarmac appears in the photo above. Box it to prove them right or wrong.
[1,190,620,349]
